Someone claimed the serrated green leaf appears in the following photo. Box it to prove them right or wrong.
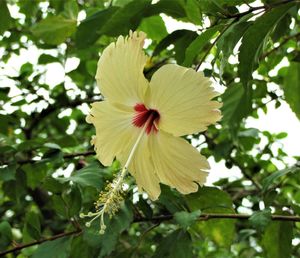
[31,15,76,45]
[238,3,295,87]
[174,210,201,229]
[282,61,300,120]
[153,230,193,258]
[262,220,293,258]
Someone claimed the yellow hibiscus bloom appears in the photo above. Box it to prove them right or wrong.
[83,31,221,233]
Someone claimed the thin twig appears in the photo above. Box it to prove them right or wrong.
[1,150,96,166]
[0,229,82,257]
[222,0,298,19]
[261,32,300,60]
[133,213,300,223]
[195,19,237,71]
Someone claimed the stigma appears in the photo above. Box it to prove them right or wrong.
[132,104,160,134]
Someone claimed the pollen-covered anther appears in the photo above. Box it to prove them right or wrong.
[132,103,160,134]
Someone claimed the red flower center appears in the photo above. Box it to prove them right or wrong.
[132,104,160,134]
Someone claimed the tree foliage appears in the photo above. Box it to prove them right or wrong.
[0,0,300,257]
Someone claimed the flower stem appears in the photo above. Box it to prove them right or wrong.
[81,117,150,234]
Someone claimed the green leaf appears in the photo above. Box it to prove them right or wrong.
[83,202,133,257]
[32,236,72,258]
[62,185,82,217]
[249,208,272,231]
[31,15,77,45]
[183,25,221,66]
[0,164,16,182]
[100,0,152,37]
[23,210,41,241]
[174,210,201,229]
[75,7,119,48]
[262,166,299,192]
[238,3,295,87]
[276,132,288,139]
[58,162,105,189]
[147,0,186,19]
[38,54,59,64]
[282,61,300,119]
[153,230,193,258]
[262,220,293,258]
[63,1,78,20]
[22,162,48,189]
[0,0,13,34]
[216,17,251,77]
[186,187,235,247]
[221,83,252,127]
[153,30,198,63]
[184,0,202,24]
[139,16,168,41]
[0,221,12,251]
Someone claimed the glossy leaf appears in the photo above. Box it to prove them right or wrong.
[75,7,119,48]
[238,3,295,87]
[32,236,72,258]
[58,162,105,189]
[186,187,235,247]
[262,220,293,258]
[283,61,300,119]
[153,230,193,258]
[183,25,221,66]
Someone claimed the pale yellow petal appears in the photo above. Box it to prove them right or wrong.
[147,64,222,136]
[149,131,209,195]
[126,135,161,201]
[86,101,140,166]
[96,31,149,105]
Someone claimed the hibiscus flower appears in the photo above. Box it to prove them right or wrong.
[82,31,221,233]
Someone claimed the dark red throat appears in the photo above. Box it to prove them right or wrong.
[132,104,160,134]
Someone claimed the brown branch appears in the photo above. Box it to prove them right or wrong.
[0,229,82,257]
[1,150,96,166]
[195,0,299,70]
[133,213,300,223]
[222,0,298,19]
[3,211,300,256]
[24,96,102,136]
